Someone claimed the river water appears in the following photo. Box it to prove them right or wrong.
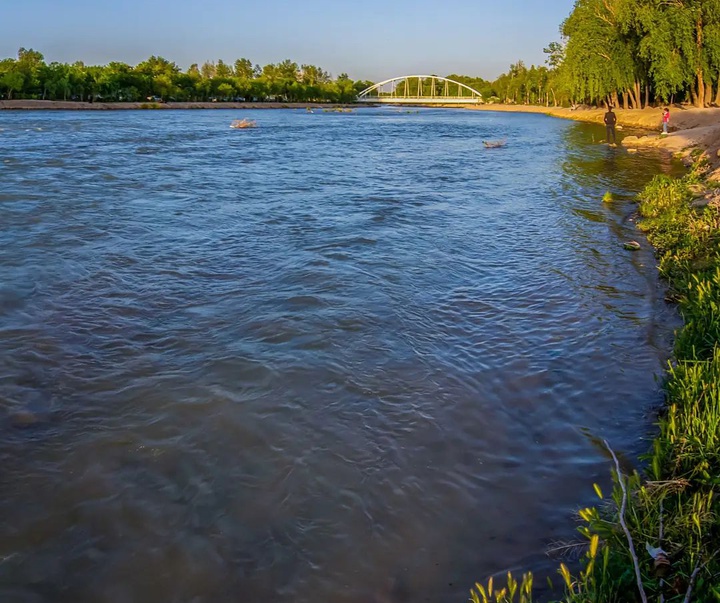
[0,108,680,603]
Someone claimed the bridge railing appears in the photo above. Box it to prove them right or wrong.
[356,75,483,104]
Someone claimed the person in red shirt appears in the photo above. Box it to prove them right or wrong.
[662,108,670,134]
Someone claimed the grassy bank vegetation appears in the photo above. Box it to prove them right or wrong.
[472,157,720,602]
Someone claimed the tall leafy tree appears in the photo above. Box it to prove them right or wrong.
[633,0,720,106]
[561,0,643,107]
[215,59,233,79]
[16,47,45,97]
[233,58,255,79]
[0,59,23,99]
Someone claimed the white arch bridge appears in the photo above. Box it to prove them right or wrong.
[357,75,483,104]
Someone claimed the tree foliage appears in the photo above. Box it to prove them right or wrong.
[491,0,720,108]
[0,49,368,104]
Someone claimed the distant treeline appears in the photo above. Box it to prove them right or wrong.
[491,0,720,109]
[10,0,719,112]
[0,50,375,103]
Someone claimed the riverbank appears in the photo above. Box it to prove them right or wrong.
[0,99,356,111]
[470,112,720,602]
[571,157,720,603]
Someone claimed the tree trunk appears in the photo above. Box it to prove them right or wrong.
[611,91,620,109]
[644,85,650,109]
[696,15,705,107]
[696,72,705,107]
[622,90,629,110]
[706,82,713,106]
[715,77,720,106]
[628,84,640,109]
[634,81,642,109]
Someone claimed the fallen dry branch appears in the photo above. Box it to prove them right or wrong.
[683,549,720,603]
[604,439,648,603]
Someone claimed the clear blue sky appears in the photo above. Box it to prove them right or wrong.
[1,0,575,81]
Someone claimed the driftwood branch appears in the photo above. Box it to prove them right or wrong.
[659,498,665,603]
[604,439,648,603]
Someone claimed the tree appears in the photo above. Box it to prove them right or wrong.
[300,64,330,85]
[276,59,299,81]
[0,59,24,100]
[16,47,45,97]
[543,41,566,69]
[215,59,233,79]
[233,58,255,79]
[217,82,234,99]
[633,0,720,107]
[43,62,71,100]
[135,55,179,78]
[200,61,216,80]
[561,0,643,108]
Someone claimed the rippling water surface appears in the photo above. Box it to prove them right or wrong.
[0,108,681,602]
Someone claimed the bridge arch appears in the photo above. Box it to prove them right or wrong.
[357,75,483,104]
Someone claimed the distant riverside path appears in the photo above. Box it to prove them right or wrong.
[0,107,682,602]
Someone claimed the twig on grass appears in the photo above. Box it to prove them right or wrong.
[604,439,648,603]
[683,549,720,603]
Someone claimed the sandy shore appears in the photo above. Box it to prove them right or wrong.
[0,100,355,111]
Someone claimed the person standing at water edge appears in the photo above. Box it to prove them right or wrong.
[662,108,670,134]
[604,106,617,144]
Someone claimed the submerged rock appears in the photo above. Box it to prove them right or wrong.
[9,410,41,428]
[624,241,641,251]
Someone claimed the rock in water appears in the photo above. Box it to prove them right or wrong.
[9,410,41,428]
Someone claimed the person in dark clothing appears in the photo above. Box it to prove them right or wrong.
[604,106,617,144]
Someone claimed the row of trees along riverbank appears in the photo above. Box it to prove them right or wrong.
[491,0,720,109]
[0,50,374,104]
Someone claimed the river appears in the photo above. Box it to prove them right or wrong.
[0,107,680,602]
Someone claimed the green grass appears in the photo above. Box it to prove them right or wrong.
[471,157,720,603]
